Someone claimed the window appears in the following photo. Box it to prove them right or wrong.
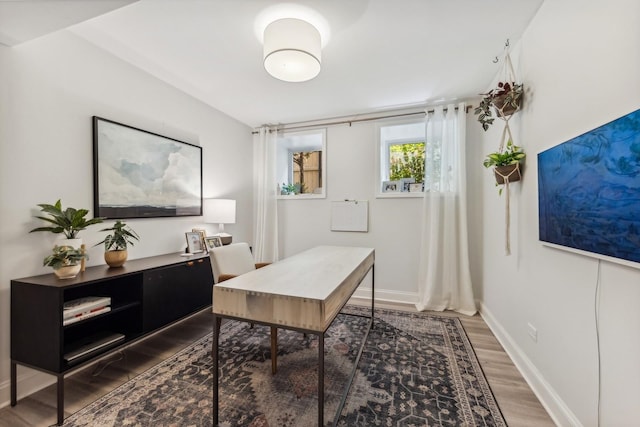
[389,141,425,182]
[276,129,326,198]
[377,120,426,196]
[292,150,322,193]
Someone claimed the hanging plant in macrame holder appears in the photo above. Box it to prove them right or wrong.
[476,45,525,255]
[494,163,521,185]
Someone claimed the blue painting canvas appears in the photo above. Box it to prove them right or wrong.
[538,108,640,264]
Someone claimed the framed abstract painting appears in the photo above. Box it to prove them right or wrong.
[93,116,202,219]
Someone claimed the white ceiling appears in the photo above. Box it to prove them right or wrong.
[2,0,544,128]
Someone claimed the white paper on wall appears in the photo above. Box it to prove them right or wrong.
[331,200,368,232]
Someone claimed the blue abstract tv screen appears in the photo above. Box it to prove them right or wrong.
[538,108,640,265]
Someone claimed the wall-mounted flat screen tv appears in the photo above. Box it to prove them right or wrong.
[93,116,202,219]
[538,108,640,267]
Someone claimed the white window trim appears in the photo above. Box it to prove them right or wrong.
[375,120,425,199]
[276,128,327,200]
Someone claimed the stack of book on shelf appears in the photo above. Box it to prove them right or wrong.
[63,296,111,326]
[64,331,125,362]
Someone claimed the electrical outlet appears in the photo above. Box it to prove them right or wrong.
[527,323,538,342]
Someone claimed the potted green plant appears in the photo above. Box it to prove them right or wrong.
[281,183,299,195]
[95,220,139,267]
[483,139,526,191]
[43,245,88,279]
[30,200,104,247]
[474,81,524,131]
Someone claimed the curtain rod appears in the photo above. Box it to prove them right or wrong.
[251,105,472,134]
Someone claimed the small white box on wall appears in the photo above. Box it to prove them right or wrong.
[331,200,368,232]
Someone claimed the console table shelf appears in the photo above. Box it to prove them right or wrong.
[10,252,213,425]
[63,300,141,330]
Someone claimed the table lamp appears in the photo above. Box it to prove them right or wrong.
[204,198,236,245]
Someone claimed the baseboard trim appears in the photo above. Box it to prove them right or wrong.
[351,287,418,306]
[479,302,582,427]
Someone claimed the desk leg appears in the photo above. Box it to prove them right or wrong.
[371,266,375,327]
[212,315,220,426]
[56,375,64,426]
[270,327,278,375]
[318,332,324,427]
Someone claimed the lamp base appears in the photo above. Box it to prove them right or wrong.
[214,233,233,245]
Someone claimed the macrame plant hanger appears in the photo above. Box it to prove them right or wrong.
[494,40,521,256]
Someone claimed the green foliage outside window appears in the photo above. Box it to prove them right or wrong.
[389,142,425,183]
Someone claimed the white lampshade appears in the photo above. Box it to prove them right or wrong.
[263,18,321,83]
[204,199,236,229]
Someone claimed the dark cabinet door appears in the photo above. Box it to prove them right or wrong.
[11,283,63,372]
[182,258,214,310]
[142,258,213,332]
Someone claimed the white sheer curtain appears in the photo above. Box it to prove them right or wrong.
[416,103,476,316]
[252,126,279,263]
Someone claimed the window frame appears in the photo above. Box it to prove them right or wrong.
[375,119,426,199]
[276,128,327,199]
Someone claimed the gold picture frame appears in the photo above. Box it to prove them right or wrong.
[192,228,207,252]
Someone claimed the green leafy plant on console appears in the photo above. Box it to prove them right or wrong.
[95,220,140,251]
[30,199,104,239]
[43,245,87,269]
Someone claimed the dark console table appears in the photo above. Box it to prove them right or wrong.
[10,252,213,425]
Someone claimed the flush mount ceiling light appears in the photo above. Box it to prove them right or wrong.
[263,18,321,83]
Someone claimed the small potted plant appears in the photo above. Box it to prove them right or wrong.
[281,183,299,195]
[43,245,88,279]
[30,200,104,247]
[483,139,526,191]
[474,81,524,131]
[95,220,139,267]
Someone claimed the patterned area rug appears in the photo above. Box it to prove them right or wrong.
[60,306,505,426]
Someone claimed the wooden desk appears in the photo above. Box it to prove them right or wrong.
[212,245,375,426]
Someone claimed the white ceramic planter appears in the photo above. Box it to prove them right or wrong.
[59,238,83,249]
[54,264,81,279]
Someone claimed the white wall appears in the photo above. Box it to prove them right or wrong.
[477,1,640,426]
[277,113,485,304]
[5,3,638,424]
[0,30,252,404]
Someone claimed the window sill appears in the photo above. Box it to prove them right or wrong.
[375,192,424,199]
[277,193,326,200]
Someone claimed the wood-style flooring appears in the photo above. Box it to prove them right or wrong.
[0,302,555,426]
